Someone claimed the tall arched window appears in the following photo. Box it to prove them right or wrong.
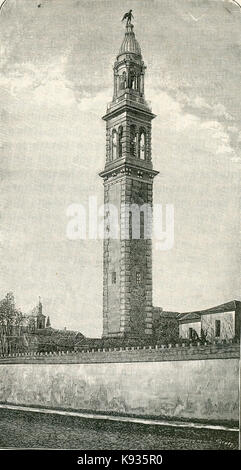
[130,125,137,157]
[112,129,117,160]
[129,71,135,89]
[118,126,123,158]
[120,71,126,90]
[139,129,146,160]
[133,73,138,91]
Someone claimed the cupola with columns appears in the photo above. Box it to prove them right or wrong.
[114,23,144,100]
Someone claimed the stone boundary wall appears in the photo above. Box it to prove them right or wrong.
[0,357,239,424]
[0,341,239,364]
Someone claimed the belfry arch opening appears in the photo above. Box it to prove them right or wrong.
[120,71,127,90]
[111,129,117,160]
[130,124,137,157]
[128,70,140,91]
[118,126,123,158]
[139,129,146,160]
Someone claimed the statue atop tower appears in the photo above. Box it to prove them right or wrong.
[121,9,134,26]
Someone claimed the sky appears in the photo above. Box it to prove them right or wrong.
[0,0,240,336]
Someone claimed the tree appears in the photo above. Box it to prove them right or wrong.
[153,317,179,345]
[46,316,51,328]
[14,309,26,336]
[0,292,24,353]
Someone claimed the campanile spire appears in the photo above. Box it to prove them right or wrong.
[100,16,159,338]
[113,21,146,103]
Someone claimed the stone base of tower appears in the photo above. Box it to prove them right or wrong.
[102,323,153,339]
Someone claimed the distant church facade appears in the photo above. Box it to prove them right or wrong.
[27,298,50,332]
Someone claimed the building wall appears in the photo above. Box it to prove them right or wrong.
[179,321,201,339]
[0,356,239,423]
[201,311,235,341]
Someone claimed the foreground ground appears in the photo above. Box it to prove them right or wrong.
[0,408,238,450]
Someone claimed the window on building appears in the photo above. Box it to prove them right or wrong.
[129,70,135,89]
[129,211,132,239]
[118,126,123,158]
[215,319,221,337]
[136,272,141,285]
[130,125,136,157]
[139,130,146,160]
[140,211,144,239]
[112,129,117,160]
[189,328,193,340]
[120,71,127,90]
[135,73,140,92]
[112,272,116,284]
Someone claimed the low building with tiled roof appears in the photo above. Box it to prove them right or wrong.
[178,300,241,342]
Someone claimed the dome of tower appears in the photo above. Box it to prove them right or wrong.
[118,23,142,57]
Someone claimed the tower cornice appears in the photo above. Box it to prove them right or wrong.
[102,100,156,122]
[99,161,159,183]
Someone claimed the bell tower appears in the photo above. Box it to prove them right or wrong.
[100,19,158,338]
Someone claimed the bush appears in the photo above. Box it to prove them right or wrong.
[33,328,85,353]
